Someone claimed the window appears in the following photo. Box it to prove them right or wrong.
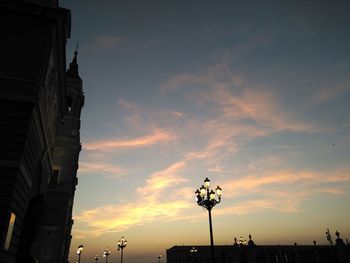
[49,168,60,188]
[4,212,16,250]
[67,96,73,115]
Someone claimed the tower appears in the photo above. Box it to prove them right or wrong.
[32,50,84,263]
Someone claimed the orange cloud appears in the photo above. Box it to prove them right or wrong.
[73,161,193,237]
[72,167,350,238]
[320,188,345,194]
[215,199,288,215]
[84,129,174,151]
[74,199,192,237]
[223,169,350,198]
[161,61,319,137]
[78,161,127,178]
[137,161,188,195]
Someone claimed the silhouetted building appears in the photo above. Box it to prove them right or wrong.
[0,1,83,262]
[167,243,350,263]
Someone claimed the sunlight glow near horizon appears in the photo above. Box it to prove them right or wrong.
[60,1,350,262]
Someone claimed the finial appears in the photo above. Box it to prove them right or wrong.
[233,237,238,247]
[70,42,79,68]
[335,231,340,238]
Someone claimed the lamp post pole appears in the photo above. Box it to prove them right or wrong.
[195,177,222,263]
[76,244,84,263]
[157,254,162,263]
[103,248,111,263]
[117,236,127,263]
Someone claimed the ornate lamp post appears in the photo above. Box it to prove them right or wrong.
[195,177,222,263]
[117,236,127,263]
[103,248,111,263]
[94,255,100,263]
[76,244,84,263]
[157,254,162,263]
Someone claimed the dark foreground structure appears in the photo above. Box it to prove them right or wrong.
[0,0,83,262]
[167,244,350,263]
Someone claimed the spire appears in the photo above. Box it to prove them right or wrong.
[72,43,78,65]
[66,42,81,80]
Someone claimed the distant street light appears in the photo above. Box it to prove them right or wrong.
[117,236,128,263]
[103,248,111,263]
[237,237,247,247]
[157,254,162,263]
[76,244,84,263]
[94,255,100,262]
[190,247,198,263]
[195,177,222,263]
[190,246,198,254]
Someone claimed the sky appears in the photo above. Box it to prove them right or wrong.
[59,1,350,263]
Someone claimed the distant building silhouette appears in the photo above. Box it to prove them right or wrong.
[167,244,350,263]
[0,1,83,263]
[167,234,350,263]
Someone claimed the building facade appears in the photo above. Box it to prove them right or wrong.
[0,0,83,262]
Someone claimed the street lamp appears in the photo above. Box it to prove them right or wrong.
[190,247,198,263]
[195,177,222,263]
[117,236,127,263]
[103,248,111,263]
[76,244,84,263]
[190,247,198,254]
[237,237,247,247]
[94,255,100,263]
[156,254,162,263]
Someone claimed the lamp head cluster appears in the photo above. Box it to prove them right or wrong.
[94,255,100,260]
[195,177,222,210]
[77,244,84,255]
[103,248,111,257]
[190,246,198,253]
[117,236,127,250]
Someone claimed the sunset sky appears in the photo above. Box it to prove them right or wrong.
[60,1,350,263]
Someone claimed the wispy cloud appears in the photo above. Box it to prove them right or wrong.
[312,79,350,104]
[84,129,174,151]
[79,161,128,178]
[74,150,350,238]
[226,170,350,195]
[95,35,125,48]
[137,161,188,196]
[73,161,193,237]
[218,169,350,214]
[215,199,295,215]
[161,61,318,134]
[73,199,192,238]
[156,62,321,176]
[80,35,126,52]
